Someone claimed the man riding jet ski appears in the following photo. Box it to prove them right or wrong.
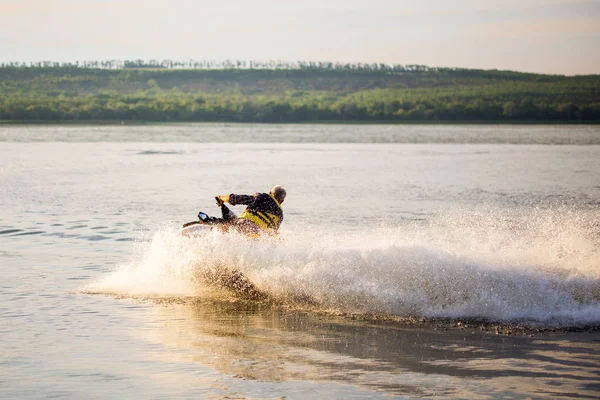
[181,185,286,237]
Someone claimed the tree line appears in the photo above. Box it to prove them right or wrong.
[1,64,598,123]
[0,59,489,73]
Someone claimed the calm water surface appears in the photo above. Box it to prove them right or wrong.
[1,124,599,399]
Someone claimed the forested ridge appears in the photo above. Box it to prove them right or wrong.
[1,61,599,123]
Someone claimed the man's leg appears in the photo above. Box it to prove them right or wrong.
[204,204,237,232]
[220,204,238,223]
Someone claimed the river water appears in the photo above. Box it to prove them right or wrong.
[1,124,599,399]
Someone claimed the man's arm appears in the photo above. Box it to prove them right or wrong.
[216,193,257,206]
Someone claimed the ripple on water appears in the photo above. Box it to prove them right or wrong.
[46,232,81,239]
[136,150,184,155]
[81,265,103,271]
[12,231,46,237]
[0,229,22,235]
[81,235,110,241]
[0,251,21,257]
[66,225,88,230]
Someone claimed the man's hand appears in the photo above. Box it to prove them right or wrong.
[215,195,229,206]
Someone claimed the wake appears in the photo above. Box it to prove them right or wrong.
[84,207,600,328]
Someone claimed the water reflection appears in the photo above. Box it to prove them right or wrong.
[137,298,600,398]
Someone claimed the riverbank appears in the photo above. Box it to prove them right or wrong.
[1,119,598,125]
[2,65,599,123]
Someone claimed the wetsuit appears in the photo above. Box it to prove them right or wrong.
[219,192,283,236]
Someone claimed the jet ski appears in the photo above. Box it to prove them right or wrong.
[181,197,267,239]
[180,211,222,237]
[181,196,242,237]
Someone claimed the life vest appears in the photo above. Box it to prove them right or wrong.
[238,193,283,234]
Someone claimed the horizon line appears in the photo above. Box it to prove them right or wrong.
[2,58,594,77]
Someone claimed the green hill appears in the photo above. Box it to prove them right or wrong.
[1,63,599,122]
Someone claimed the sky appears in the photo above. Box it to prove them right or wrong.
[0,0,599,75]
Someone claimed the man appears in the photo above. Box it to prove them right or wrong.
[214,185,286,236]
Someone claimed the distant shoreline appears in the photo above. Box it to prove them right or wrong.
[1,120,598,126]
[2,66,599,124]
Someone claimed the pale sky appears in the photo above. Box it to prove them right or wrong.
[1,0,599,75]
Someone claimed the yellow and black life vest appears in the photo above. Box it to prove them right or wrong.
[238,193,283,233]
